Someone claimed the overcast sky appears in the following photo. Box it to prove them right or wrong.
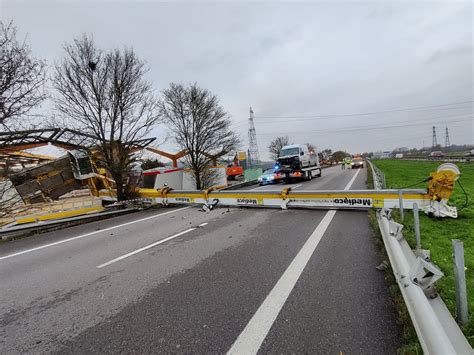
[1,0,473,160]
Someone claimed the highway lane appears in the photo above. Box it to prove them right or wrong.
[0,165,402,353]
[239,164,358,192]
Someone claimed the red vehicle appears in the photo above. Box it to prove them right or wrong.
[226,164,244,180]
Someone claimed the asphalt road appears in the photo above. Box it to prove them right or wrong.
[0,165,402,353]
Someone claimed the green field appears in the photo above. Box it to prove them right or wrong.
[372,160,473,345]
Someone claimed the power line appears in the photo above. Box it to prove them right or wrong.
[251,117,472,136]
[253,106,472,125]
[240,112,471,129]
[230,100,473,128]
[234,112,471,139]
[253,100,473,120]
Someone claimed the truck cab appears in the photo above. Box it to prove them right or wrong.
[278,144,318,170]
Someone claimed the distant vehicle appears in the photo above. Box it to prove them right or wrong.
[258,169,282,185]
[226,164,243,180]
[466,149,474,162]
[226,152,245,180]
[351,157,364,169]
[318,151,330,165]
[276,144,321,182]
[429,151,446,159]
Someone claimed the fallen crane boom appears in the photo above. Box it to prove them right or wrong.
[138,188,435,211]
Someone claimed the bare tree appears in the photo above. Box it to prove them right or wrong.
[53,35,160,200]
[141,158,165,170]
[268,135,290,160]
[160,83,239,190]
[0,21,47,129]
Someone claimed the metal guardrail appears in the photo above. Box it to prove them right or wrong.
[370,162,386,189]
[0,208,138,239]
[220,179,259,190]
[368,161,473,354]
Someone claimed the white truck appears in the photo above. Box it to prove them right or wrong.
[276,144,322,182]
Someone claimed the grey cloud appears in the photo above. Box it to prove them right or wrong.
[426,45,472,64]
[1,0,472,159]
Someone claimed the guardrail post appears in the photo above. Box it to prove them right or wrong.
[413,203,420,250]
[398,190,404,221]
[452,239,469,326]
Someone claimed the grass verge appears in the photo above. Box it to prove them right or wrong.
[371,159,473,346]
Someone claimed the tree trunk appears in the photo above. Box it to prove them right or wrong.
[194,169,202,190]
[112,171,126,201]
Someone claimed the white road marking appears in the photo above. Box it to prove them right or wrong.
[198,222,208,227]
[228,211,337,354]
[0,207,191,261]
[227,165,361,354]
[97,228,195,268]
[344,168,361,190]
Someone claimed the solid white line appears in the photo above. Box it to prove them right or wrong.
[97,228,195,268]
[198,222,208,227]
[227,166,360,354]
[0,206,191,261]
[227,210,337,354]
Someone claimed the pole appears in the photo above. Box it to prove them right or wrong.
[398,190,404,221]
[413,203,420,250]
[452,239,469,325]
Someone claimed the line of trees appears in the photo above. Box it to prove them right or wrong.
[1,21,239,200]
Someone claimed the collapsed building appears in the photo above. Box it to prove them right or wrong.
[0,128,228,227]
[0,129,154,226]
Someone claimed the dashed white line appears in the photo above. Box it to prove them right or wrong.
[198,222,208,227]
[227,167,361,354]
[97,227,195,268]
[0,206,191,261]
